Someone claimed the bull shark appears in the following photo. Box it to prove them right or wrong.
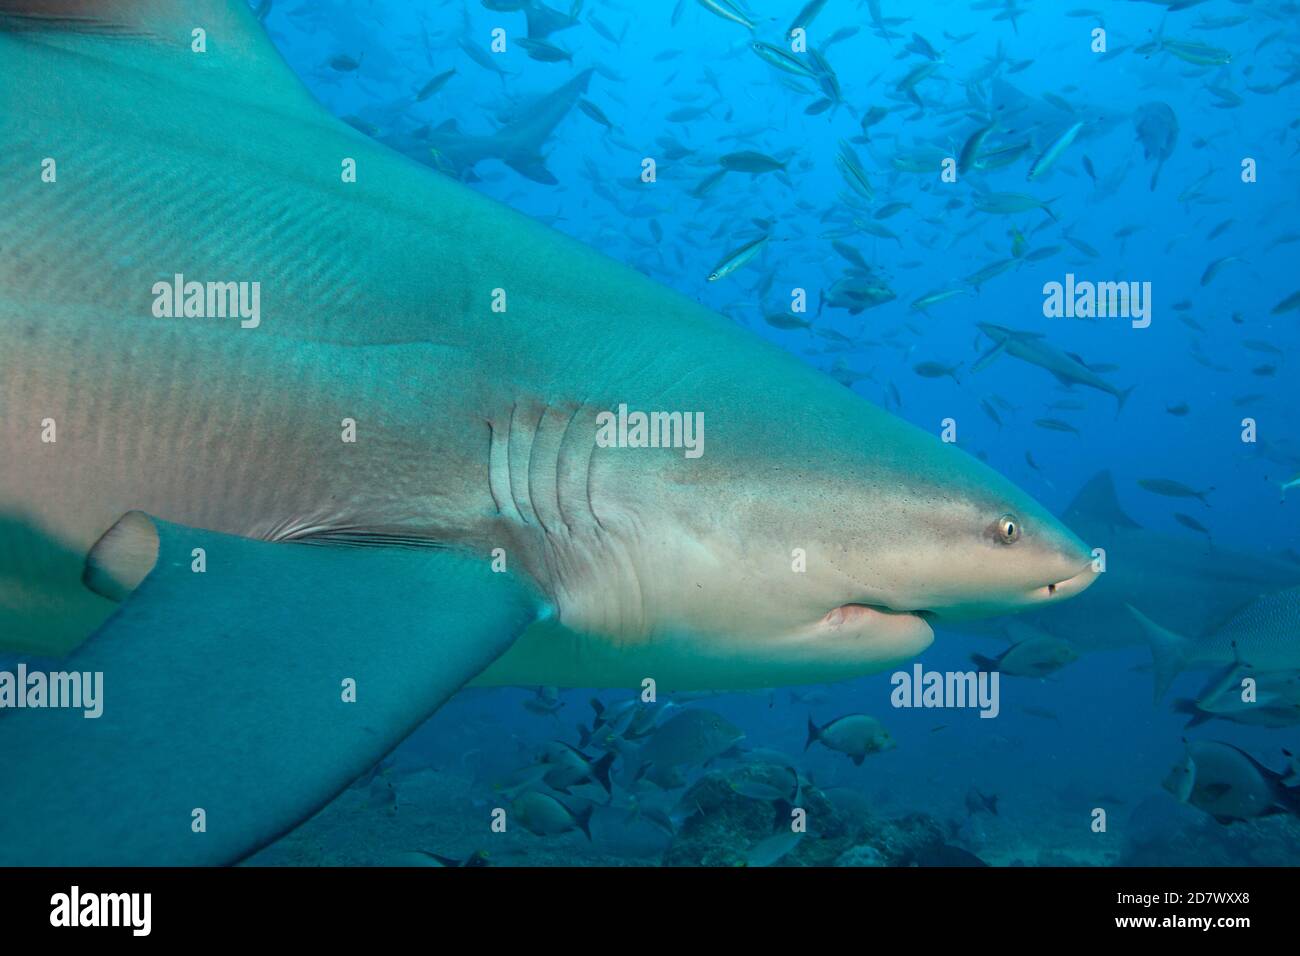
[984,77,1123,148]
[0,0,1097,865]
[412,68,593,184]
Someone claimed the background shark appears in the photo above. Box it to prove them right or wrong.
[953,471,1300,667]
[410,68,593,184]
[0,0,1096,864]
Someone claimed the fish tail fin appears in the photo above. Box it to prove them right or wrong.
[971,340,1007,373]
[1149,159,1166,192]
[591,751,616,796]
[804,716,821,751]
[1152,12,1167,45]
[1116,385,1136,418]
[1127,604,1189,703]
[574,803,594,841]
[971,652,998,670]
[1171,698,1211,728]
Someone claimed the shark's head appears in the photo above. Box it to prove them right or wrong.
[537,340,1098,688]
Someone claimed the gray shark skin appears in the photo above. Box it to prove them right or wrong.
[0,0,1096,864]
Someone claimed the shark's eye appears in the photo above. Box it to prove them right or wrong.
[996,514,1021,544]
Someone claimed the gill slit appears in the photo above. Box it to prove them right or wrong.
[524,401,556,538]
[506,401,532,526]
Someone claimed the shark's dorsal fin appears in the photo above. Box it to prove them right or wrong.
[1063,470,1142,531]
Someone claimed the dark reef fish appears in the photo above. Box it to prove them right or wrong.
[1164,741,1300,825]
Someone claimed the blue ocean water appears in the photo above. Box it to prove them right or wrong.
[246,0,1299,867]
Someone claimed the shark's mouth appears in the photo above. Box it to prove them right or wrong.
[821,603,925,627]
[818,561,1098,633]
[1032,563,1098,603]
[817,603,934,639]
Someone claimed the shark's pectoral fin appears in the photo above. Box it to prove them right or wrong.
[505,153,558,186]
[0,514,541,865]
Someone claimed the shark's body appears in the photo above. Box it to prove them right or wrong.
[0,1,1097,864]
